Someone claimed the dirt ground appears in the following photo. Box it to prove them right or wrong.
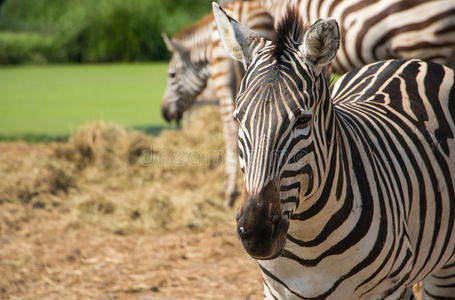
[0,201,423,300]
[0,203,262,300]
[0,108,264,300]
[0,107,422,300]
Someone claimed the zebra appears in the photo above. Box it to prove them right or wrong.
[259,0,455,74]
[213,3,455,299]
[161,0,274,207]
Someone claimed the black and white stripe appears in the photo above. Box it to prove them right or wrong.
[162,0,274,206]
[214,5,455,299]
[260,0,455,74]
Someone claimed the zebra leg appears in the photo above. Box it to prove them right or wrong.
[421,259,455,299]
[223,122,239,207]
[210,51,241,207]
[218,96,239,207]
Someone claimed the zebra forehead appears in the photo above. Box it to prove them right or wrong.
[273,6,307,59]
[236,78,302,124]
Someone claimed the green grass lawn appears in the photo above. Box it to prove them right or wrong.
[0,63,170,141]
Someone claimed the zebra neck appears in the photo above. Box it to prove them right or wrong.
[291,83,354,242]
[195,63,211,90]
[188,45,212,74]
[174,15,214,76]
[183,45,211,92]
[288,135,357,256]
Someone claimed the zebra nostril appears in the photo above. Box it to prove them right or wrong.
[238,226,248,240]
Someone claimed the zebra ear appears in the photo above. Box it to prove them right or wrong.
[212,2,263,67]
[301,19,340,70]
[161,33,188,54]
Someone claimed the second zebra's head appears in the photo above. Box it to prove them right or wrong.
[213,3,339,259]
[161,33,209,123]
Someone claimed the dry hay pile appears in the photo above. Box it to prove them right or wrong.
[0,205,262,299]
[0,105,423,300]
[0,106,268,299]
[0,106,233,234]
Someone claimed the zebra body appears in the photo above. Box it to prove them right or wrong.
[260,0,455,73]
[213,3,455,299]
[162,0,274,206]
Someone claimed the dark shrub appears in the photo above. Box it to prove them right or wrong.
[0,0,212,63]
[0,31,58,64]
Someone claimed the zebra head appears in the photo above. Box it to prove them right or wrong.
[213,3,339,259]
[161,33,209,123]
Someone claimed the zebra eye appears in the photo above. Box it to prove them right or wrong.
[295,111,312,130]
[169,72,176,78]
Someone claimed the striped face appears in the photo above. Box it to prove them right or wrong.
[214,4,339,259]
[161,34,210,123]
[162,53,208,122]
[234,49,318,259]
[235,46,321,216]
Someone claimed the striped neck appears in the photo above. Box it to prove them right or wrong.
[173,14,214,70]
[292,72,347,220]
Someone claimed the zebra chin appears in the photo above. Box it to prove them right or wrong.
[236,183,290,260]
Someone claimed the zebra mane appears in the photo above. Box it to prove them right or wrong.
[173,13,214,41]
[175,0,253,41]
[273,6,307,59]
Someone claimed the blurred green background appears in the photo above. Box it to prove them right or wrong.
[0,0,214,141]
[0,0,212,63]
[0,63,169,141]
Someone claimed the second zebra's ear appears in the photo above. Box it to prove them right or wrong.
[162,33,188,54]
[212,2,265,68]
[300,19,339,71]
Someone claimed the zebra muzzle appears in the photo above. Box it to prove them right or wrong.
[161,105,172,123]
[236,183,289,260]
[161,105,182,123]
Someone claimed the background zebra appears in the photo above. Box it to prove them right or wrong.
[259,0,455,74]
[213,3,455,299]
[161,0,274,207]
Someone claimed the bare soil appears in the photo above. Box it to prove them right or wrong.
[0,108,263,300]
[0,202,262,300]
[0,107,422,299]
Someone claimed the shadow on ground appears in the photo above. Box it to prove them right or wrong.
[0,134,69,143]
[133,125,170,135]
